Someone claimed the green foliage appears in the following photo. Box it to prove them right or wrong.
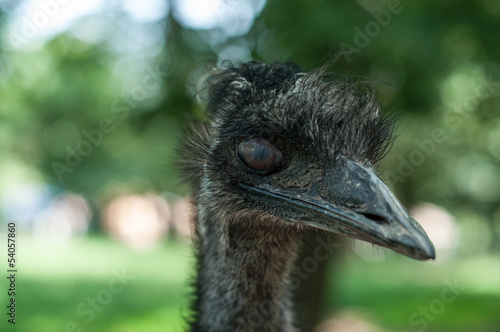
[1,1,499,211]
[1,1,499,213]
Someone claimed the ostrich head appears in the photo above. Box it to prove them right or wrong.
[181,61,435,261]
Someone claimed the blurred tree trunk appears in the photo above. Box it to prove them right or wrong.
[294,231,344,330]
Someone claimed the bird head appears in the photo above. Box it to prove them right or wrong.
[181,62,435,261]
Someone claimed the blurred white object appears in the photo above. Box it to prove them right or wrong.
[32,192,92,244]
[170,197,193,238]
[410,202,459,260]
[315,309,387,332]
[103,194,169,249]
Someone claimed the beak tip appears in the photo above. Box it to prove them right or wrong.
[397,234,436,261]
[423,244,436,261]
[412,240,436,261]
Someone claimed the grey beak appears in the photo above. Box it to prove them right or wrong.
[240,157,435,261]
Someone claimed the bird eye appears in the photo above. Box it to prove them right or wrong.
[237,138,283,173]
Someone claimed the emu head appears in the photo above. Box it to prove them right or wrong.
[182,62,435,261]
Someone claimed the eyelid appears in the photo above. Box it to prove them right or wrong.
[237,138,283,173]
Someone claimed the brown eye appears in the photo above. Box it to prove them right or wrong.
[238,138,283,173]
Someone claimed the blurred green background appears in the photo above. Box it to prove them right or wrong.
[1,0,500,331]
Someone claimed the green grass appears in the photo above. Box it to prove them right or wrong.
[1,235,193,332]
[330,256,500,332]
[1,235,499,332]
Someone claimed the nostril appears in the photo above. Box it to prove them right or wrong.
[345,201,367,209]
[360,212,388,224]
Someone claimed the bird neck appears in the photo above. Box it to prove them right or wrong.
[191,210,301,332]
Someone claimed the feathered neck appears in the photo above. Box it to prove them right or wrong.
[188,199,301,332]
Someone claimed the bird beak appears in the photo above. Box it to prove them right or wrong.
[240,157,435,261]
